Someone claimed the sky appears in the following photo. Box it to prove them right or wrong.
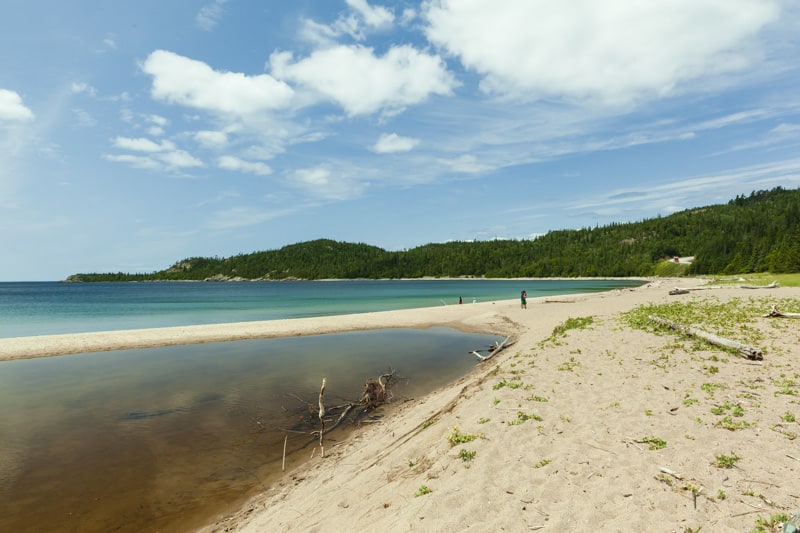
[2,1,800,281]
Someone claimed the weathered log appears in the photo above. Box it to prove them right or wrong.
[471,337,513,361]
[740,281,779,289]
[647,315,763,360]
[763,305,800,319]
[318,377,326,456]
[668,288,690,295]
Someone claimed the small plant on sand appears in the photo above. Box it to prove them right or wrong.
[421,417,437,429]
[414,485,432,497]
[683,396,699,407]
[509,411,543,425]
[447,427,484,447]
[701,382,726,398]
[717,489,726,500]
[713,451,742,469]
[478,417,491,424]
[751,513,792,533]
[458,449,476,462]
[781,411,796,423]
[772,376,798,396]
[715,416,754,431]
[637,436,667,450]
[492,397,500,406]
[557,357,581,372]
[526,394,549,403]
[493,378,523,390]
[541,316,594,345]
[533,458,551,468]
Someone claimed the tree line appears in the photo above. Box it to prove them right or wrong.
[67,186,800,282]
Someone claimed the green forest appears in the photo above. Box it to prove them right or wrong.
[68,186,800,282]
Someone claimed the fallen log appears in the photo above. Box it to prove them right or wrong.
[647,315,763,361]
[471,336,513,361]
[763,305,800,319]
[740,281,779,289]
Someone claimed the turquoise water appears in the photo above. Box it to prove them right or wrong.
[0,279,643,338]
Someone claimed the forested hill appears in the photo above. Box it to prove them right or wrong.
[68,187,800,281]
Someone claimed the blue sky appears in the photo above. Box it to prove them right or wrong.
[2,1,800,281]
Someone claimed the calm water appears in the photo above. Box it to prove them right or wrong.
[0,279,643,532]
[0,279,643,338]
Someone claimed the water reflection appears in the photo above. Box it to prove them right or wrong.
[0,327,497,532]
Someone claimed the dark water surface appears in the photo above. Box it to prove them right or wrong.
[0,327,498,532]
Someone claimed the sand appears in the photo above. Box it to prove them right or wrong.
[198,279,799,532]
[4,279,799,531]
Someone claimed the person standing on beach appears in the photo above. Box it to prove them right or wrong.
[520,290,527,309]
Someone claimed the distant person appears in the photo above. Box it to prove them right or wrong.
[521,290,527,309]
[459,296,462,304]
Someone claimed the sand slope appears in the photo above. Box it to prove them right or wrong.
[205,279,800,532]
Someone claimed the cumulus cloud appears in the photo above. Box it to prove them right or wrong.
[372,132,420,153]
[195,130,228,148]
[269,45,457,116]
[423,0,781,106]
[142,50,294,115]
[289,165,368,200]
[0,89,34,121]
[345,0,393,29]
[217,155,271,175]
[301,0,394,45]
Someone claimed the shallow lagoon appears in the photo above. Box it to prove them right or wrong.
[0,327,499,532]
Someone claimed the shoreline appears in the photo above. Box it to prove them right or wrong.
[200,277,800,532]
[0,300,520,362]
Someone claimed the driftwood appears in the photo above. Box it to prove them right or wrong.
[471,337,513,361]
[284,370,398,446]
[318,378,326,457]
[740,281,779,289]
[648,315,763,360]
[763,305,800,319]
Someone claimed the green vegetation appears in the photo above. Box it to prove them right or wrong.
[446,427,484,446]
[414,485,432,497]
[712,451,742,468]
[509,411,543,425]
[751,513,792,533]
[68,187,800,281]
[637,436,667,450]
[458,449,477,462]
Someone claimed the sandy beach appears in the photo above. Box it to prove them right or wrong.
[4,279,799,531]
[190,278,798,532]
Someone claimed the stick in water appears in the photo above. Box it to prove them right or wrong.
[318,377,326,457]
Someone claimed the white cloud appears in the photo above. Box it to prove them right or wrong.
[269,45,457,116]
[345,0,393,29]
[440,154,493,174]
[195,130,228,148]
[301,0,394,45]
[159,150,203,169]
[72,108,96,127]
[112,136,176,153]
[207,206,287,230]
[142,50,294,115]
[71,82,97,97]
[372,132,420,153]
[103,153,161,170]
[423,0,781,106]
[0,89,34,121]
[289,165,368,200]
[196,0,228,31]
[217,155,271,175]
